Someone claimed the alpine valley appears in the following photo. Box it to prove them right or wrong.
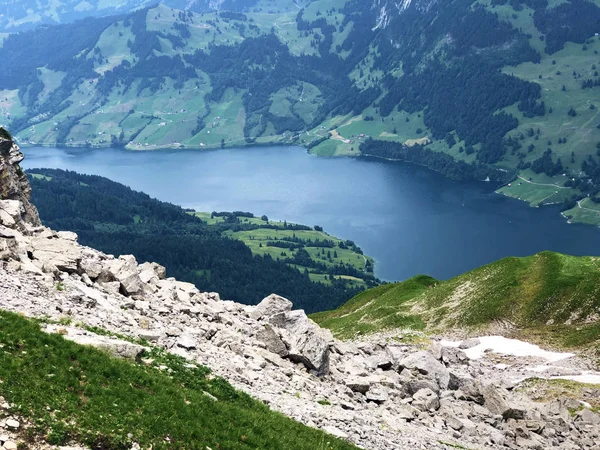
[2,0,600,224]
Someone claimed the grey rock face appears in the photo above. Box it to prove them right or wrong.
[482,384,526,420]
[272,309,332,375]
[44,325,146,360]
[255,323,288,357]
[412,388,440,412]
[399,351,450,389]
[250,293,293,320]
[0,137,40,228]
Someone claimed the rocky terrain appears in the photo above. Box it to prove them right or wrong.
[1,135,600,449]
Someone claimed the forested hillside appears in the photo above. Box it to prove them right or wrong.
[2,0,600,223]
[27,169,377,312]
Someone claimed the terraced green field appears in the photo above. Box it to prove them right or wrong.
[194,212,374,288]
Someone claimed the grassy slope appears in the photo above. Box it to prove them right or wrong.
[0,311,355,450]
[311,251,600,350]
[193,212,373,287]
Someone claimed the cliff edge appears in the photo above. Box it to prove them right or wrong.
[0,131,40,228]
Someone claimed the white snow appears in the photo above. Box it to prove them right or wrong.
[551,372,600,385]
[441,336,575,362]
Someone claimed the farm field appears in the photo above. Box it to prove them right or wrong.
[194,211,375,288]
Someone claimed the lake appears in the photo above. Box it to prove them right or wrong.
[20,145,600,282]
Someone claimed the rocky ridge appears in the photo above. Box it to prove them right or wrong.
[0,137,599,449]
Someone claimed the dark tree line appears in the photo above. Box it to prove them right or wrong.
[359,139,515,183]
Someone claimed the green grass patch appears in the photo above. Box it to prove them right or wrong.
[517,378,600,411]
[0,311,356,450]
[313,251,600,349]
[310,276,433,339]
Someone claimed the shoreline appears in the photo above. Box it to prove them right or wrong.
[20,140,599,230]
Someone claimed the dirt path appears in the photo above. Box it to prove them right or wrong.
[517,175,568,189]
[577,200,600,215]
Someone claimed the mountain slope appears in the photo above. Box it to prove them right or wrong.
[311,251,600,350]
[0,310,356,450]
[0,0,305,32]
[2,1,600,223]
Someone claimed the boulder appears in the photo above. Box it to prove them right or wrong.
[57,231,78,241]
[447,371,468,391]
[250,294,293,320]
[176,336,197,350]
[457,380,484,404]
[366,386,389,404]
[398,351,450,389]
[138,261,166,281]
[31,235,82,273]
[482,384,526,419]
[0,200,21,227]
[412,388,440,412]
[441,346,469,366]
[255,323,288,357]
[458,337,481,349]
[366,354,393,371]
[103,255,146,296]
[402,377,441,396]
[80,254,104,280]
[45,325,146,360]
[270,309,332,375]
[396,404,419,420]
[346,376,372,394]
[576,408,600,425]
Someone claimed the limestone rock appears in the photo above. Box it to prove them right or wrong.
[412,388,440,412]
[31,235,82,273]
[250,294,293,320]
[366,386,389,403]
[256,323,288,357]
[441,346,469,366]
[4,419,19,430]
[272,309,332,375]
[177,336,197,350]
[103,255,146,296]
[45,325,146,360]
[398,351,450,389]
[482,384,526,419]
[57,231,78,241]
[576,408,600,425]
[459,338,481,349]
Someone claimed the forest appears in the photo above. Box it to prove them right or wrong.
[27,169,375,313]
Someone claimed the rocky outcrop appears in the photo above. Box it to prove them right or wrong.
[0,134,599,450]
[0,133,40,228]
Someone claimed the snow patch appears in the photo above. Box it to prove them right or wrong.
[551,372,600,385]
[441,336,575,362]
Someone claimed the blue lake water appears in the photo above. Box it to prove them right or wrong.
[21,145,600,282]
